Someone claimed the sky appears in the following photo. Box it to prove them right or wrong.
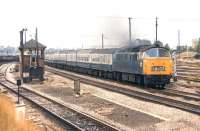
[0,0,200,49]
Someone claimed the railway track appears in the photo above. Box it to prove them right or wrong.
[160,88,200,101]
[0,64,120,131]
[174,82,200,90]
[177,67,200,71]
[46,66,200,115]
[177,75,200,83]
[176,62,200,82]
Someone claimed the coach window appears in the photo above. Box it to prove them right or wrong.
[117,54,120,60]
[124,54,127,60]
[120,55,122,60]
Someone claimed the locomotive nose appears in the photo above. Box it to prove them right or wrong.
[143,58,173,75]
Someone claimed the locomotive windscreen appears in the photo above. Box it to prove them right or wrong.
[144,48,170,57]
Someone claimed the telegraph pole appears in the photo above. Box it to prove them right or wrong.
[35,28,39,66]
[178,30,180,58]
[19,30,24,79]
[155,17,158,43]
[24,28,27,45]
[128,17,132,44]
[101,33,104,49]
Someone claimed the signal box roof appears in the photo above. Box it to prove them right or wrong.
[19,39,46,50]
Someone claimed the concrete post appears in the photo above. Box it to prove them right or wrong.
[15,102,26,123]
[74,79,80,95]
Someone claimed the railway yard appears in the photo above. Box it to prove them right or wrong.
[2,0,200,130]
[0,59,200,131]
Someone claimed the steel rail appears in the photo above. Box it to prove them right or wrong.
[0,64,82,131]
[0,64,120,131]
[46,66,200,115]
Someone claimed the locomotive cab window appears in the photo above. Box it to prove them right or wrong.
[159,48,170,57]
[144,48,170,57]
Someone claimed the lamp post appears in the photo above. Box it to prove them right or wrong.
[128,17,132,44]
[155,17,158,43]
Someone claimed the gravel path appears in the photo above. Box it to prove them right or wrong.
[27,76,163,129]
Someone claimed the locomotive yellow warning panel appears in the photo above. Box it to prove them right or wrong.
[143,58,173,75]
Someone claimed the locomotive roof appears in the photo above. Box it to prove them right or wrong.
[118,44,169,52]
